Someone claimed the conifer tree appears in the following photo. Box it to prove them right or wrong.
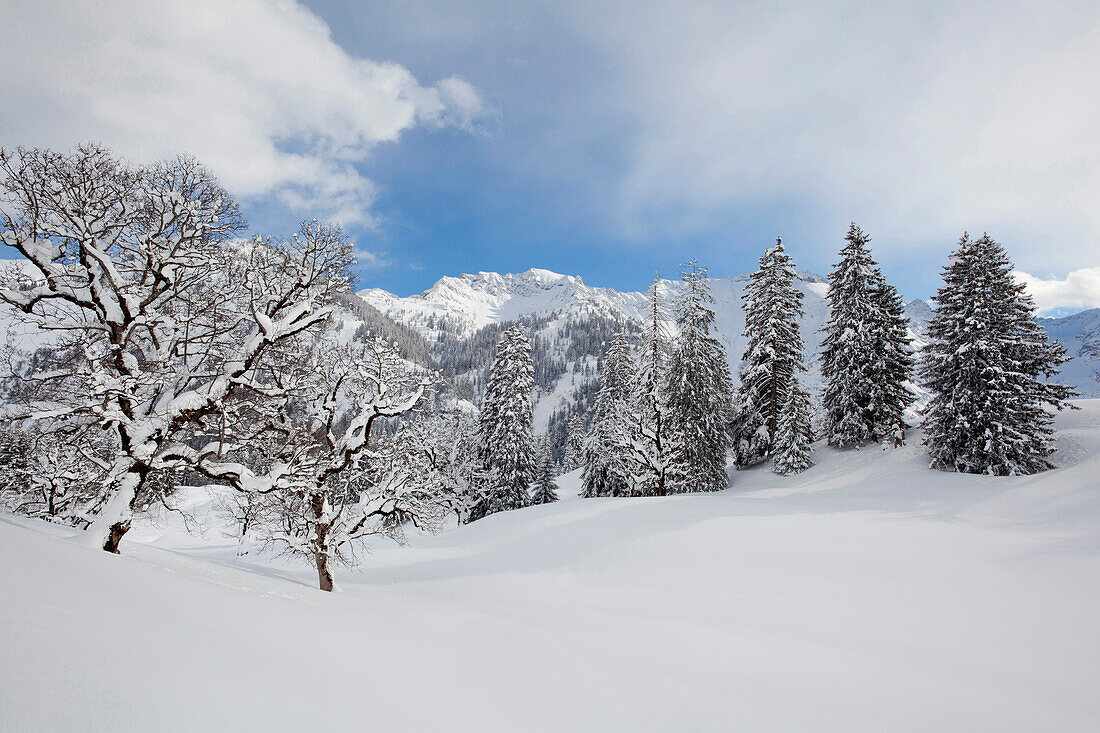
[618,275,679,496]
[581,335,635,498]
[530,441,560,505]
[563,414,586,471]
[478,325,537,514]
[733,237,807,467]
[772,381,815,475]
[921,233,1076,475]
[665,261,734,492]
[869,279,914,443]
[820,223,914,447]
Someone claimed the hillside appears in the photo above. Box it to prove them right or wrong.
[3,401,1100,731]
[359,267,839,373]
[1039,308,1100,397]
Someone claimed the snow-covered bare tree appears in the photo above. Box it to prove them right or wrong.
[0,422,113,526]
[402,405,490,525]
[581,335,635,498]
[921,233,1076,475]
[772,381,815,475]
[242,334,442,591]
[820,224,914,447]
[530,440,560,505]
[0,144,352,553]
[665,262,733,492]
[733,237,808,467]
[617,275,679,496]
[477,324,536,517]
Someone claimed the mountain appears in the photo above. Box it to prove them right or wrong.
[358,267,1100,447]
[360,266,837,353]
[357,267,938,369]
[359,269,651,341]
[359,268,920,433]
[1039,308,1100,397]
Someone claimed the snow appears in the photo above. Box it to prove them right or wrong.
[531,359,594,434]
[4,403,1100,731]
[805,280,830,298]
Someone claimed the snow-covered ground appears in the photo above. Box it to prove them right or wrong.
[4,403,1100,731]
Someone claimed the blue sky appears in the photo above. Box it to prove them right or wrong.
[3,0,1100,311]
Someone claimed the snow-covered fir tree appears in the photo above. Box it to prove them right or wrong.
[563,413,586,471]
[478,324,537,515]
[530,440,560,505]
[617,275,679,496]
[733,237,809,467]
[665,262,734,492]
[772,381,815,475]
[581,335,635,498]
[921,233,1076,475]
[869,279,915,444]
[820,223,914,447]
[0,423,114,527]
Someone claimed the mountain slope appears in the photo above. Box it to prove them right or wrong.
[361,267,1098,407]
[360,267,835,360]
[358,268,932,444]
[1039,308,1100,397]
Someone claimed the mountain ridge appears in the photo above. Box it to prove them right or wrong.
[357,267,1100,421]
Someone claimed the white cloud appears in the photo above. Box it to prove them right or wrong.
[1015,267,1100,315]
[568,0,1100,270]
[354,249,390,269]
[0,0,485,226]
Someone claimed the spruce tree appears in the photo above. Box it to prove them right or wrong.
[665,261,734,492]
[479,324,537,514]
[618,274,678,496]
[563,414,586,471]
[869,279,914,443]
[733,237,807,467]
[581,335,635,498]
[772,381,815,475]
[530,441,560,505]
[820,223,914,447]
[921,233,1076,475]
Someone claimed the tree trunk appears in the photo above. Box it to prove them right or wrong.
[103,520,131,554]
[311,492,334,592]
[315,546,334,592]
[83,467,143,554]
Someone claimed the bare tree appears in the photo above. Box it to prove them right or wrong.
[0,144,352,553]
[241,335,448,591]
[0,421,111,525]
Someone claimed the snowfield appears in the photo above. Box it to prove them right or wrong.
[4,403,1100,731]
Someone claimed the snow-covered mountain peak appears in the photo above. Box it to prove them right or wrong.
[360,267,642,339]
[359,267,833,338]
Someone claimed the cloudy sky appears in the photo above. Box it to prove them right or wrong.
[2,0,1098,312]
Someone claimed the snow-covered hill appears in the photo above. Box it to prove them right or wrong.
[4,401,1100,731]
